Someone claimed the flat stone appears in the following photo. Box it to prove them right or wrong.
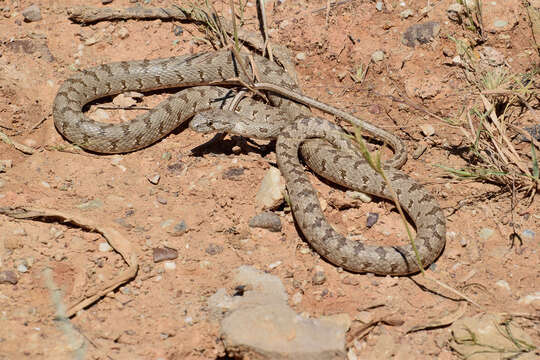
[153,246,178,262]
[402,21,440,48]
[211,266,349,359]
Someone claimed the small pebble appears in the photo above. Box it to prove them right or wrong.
[255,167,285,209]
[49,227,64,240]
[295,52,306,61]
[481,46,504,66]
[249,212,282,232]
[153,247,178,262]
[117,26,129,39]
[371,50,385,62]
[268,260,282,270]
[420,124,435,137]
[222,167,245,180]
[22,5,41,22]
[341,275,360,286]
[146,174,160,185]
[495,280,510,291]
[0,270,18,284]
[167,162,184,173]
[102,0,113,4]
[447,3,464,22]
[173,25,183,36]
[156,196,167,205]
[402,21,440,48]
[412,142,428,159]
[366,213,379,228]
[205,243,224,256]
[312,266,326,285]
[292,292,303,305]
[98,242,113,252]
[375,1,383,11]
[168,220,187,236]
[346,190,372,203]
[400,9,413,19]
[0,160,13,173]
[367,104,382,115]
[17,264,28,273]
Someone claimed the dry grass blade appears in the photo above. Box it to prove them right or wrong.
[439,41,539,198]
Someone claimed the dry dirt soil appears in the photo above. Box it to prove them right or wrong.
[0,0,539,359]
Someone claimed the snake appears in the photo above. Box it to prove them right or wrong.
[53,49,446,275]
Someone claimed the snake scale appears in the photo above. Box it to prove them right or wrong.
[53,49,446,275]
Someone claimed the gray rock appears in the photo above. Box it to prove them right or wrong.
[249,212,282,232]
[366,213,379,228]
[402,21,440,48]
[209,266,349,359]
[22,5,41,22]
[521,124,540,142]
[168,220,187,236]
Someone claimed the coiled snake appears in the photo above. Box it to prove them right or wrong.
[53,50,445,275]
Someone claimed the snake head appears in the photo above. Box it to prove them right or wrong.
[190,109,238,134]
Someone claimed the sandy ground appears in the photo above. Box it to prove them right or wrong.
[0,0,539,359]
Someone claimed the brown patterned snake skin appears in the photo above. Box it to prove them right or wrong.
[53,49,446,275]
[191,110,446,275]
